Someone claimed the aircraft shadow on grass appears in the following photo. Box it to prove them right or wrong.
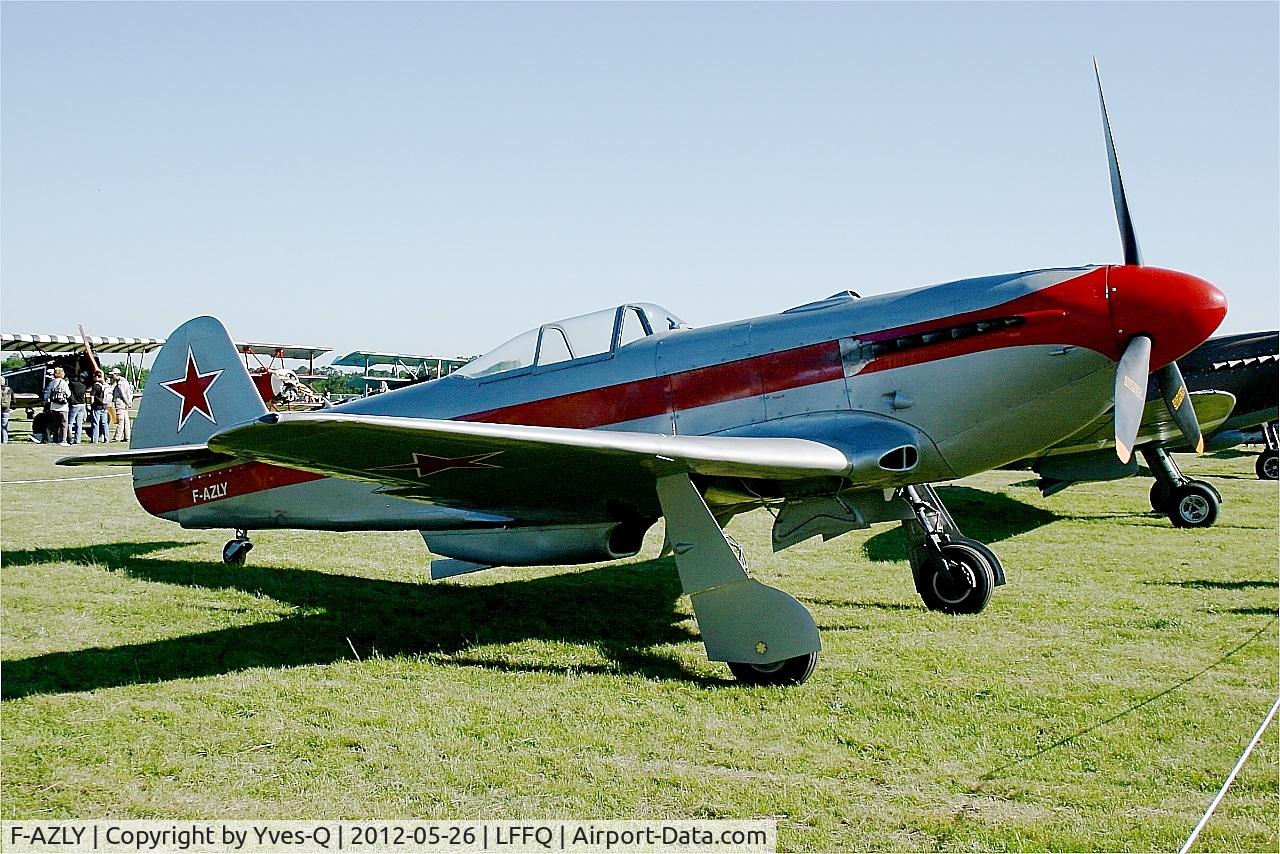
[861,486,1059,563]
[1144,580,1278,617]
[1149,579,1277,591]
[1,541,726,700]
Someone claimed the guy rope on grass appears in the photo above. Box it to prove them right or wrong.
[975,615,1278,785]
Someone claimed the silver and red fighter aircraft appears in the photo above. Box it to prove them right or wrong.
[61,66,1227,685]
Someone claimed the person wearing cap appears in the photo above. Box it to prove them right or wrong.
[88,370,109,442]
[110,367,135,442]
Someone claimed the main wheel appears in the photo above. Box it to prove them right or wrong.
[728,652,819,686]
[1191,479,1222,502]
[1150,480,1173,514]
[1257,449,1279,481]
[951,535,1005,585]
[222,539,253,566]
[1166,482,1219,528]
[915,543,994,614]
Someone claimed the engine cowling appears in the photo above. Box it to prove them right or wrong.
[423,519,655,568]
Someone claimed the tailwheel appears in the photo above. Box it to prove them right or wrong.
[1166,482,1219,529]
[728,652,819,686]
[223,531,253,566]
[1257,449,1278,481]
[915,542,994,614]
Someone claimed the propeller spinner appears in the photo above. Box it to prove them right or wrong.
[1095,59,1209,462]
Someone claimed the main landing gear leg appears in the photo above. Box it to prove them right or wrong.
[655,472,820,686]
[899,484,1002,614]
[223,529,253,566]
[1141,446,1220,528]
[1256,421,1278,481]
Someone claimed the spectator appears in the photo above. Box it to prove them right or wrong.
[36,367,55,442]
[46,366,71,445]
[68,372,88,444]
[110,367,134,442]
[0,375,12,443]
[89,370,109,443]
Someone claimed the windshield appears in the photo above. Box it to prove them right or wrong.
[455,303,685,379]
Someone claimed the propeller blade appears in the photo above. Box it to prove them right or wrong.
[1114,334,1152,463]
[1095,57,1142,266]
[1155,361,1205,453]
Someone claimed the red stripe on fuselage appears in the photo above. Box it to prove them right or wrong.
[460,341,844,427]
[135,462,325,516]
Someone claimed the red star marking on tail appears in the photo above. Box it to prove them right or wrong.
[374,451,503,478]
[161,348,224,431]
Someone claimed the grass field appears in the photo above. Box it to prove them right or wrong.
[2,439,1277,851]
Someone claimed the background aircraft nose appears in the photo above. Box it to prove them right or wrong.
[1107,265,1227,369]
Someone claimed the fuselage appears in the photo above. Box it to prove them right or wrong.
[148,263,1227,531]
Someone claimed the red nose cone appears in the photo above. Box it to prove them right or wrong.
[1106,266,1227,368]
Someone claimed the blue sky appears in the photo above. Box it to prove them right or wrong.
[3,2,1276,363]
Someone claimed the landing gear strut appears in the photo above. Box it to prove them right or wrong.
[899,484,1002,614]
[1141,447,1220,528]
[223,529,253,565]
[1257,421,1278,481]
[655,473,821,686]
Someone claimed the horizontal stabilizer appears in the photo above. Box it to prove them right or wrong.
[57,444,234,468]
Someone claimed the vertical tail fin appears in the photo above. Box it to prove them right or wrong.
[133,316,268,450]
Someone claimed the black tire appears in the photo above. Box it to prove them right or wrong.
[915,542,994,614]
[1166,482,1219,528]
[1190,479,1222,502]
[1257,449,1279,481]
[1150,480,1173,514]
[222,539,252,566]
[952,535,1006,586]
[728,652,819,686]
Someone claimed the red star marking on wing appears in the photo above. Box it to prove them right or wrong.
[374,451,503,478]
[160,348,224,432]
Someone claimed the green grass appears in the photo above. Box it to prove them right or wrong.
[2,440,1277,851]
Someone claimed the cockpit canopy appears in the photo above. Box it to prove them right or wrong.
[455,303,686,379]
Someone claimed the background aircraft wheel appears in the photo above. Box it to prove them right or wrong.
[1166,482,1219,528]
[222,539,253,566]
[727,652,818,686]
[1149,480,1172,514]
[915,543,994,614]
[1257,449,1278,481]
